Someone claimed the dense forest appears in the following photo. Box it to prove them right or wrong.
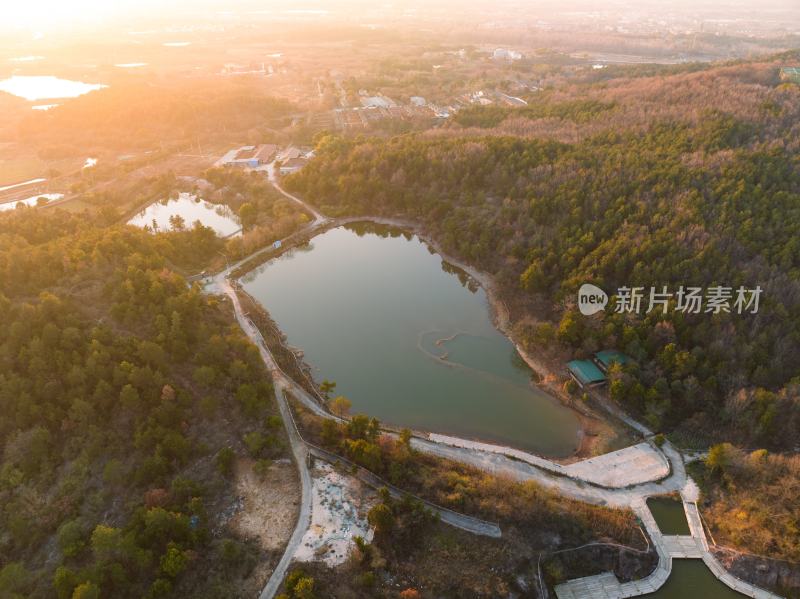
[0,209,285,598]
[285,57,800,449]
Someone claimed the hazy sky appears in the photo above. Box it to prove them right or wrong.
[2,0,798,34]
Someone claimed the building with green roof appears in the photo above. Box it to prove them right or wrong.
[567,359,607,388]
[780,67,800,84]
[594,350,630,373]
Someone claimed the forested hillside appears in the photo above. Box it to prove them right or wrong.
[14,80,296,153]
[285,56,800,449]
[0,210,283,598]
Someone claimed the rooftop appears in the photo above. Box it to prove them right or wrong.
[595,350,630,369]
[567,359,607,386]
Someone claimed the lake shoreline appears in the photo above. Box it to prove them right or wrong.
[233,215,630,462]
[329,216,635,460]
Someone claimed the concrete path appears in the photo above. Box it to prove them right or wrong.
[555,498,670,598]
[662,535,704,558]
[555,496,784,598]
[427,434,669,488]
[265,162,326,224]
[212,151,783,599]
[258,376,313,599]
[219,279,314,599]
[218,276,503,598]
[563,442,669,487]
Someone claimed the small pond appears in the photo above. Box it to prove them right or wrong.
[646,560,745,598]
[128,193,242,238]
[647,496,690,535]
[0,193,63,211]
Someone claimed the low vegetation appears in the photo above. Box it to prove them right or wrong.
[691,444,800,563]
[289,402,655,596]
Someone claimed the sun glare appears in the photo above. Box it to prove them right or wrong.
[1,0,161,31]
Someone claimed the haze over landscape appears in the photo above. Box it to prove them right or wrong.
[0,1,798,598]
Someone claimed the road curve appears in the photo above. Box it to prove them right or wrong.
[218,278,313,599]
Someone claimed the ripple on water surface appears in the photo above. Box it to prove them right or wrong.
[241,223,579,456]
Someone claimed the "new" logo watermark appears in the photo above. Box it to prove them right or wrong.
[578,283,608,315]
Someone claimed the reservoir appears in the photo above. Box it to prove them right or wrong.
[241,223,579,456]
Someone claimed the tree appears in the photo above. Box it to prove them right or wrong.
[329,395,352,419]
[57,519,86,557]
[239,203,257,230]
[168,214,186,231]
[319,379,336,399]
[367,503,395,534]
[0,562,31,595]
[285,570,317,599]
[706,443,738,475]
[91,525,123,563]
[217,447,235,477]
[193,365,217,388]
[160,543,189,578]
[53,566,79,599]
[399,428,412,452]
[71,582,101,599]
[293,577,316,599]
[320,419,339,446]
[243,431,267,457]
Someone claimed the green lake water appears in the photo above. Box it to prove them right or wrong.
[647,497,691,535]
[644,498,746,598]
[645,560,745,598]
[241,223,579,455]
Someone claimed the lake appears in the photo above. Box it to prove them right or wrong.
[0,75,106,101]
[241,223,579,456]
[647,560,745,598]
[128,193,242,237]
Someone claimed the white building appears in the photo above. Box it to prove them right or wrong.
[492,48,523,61]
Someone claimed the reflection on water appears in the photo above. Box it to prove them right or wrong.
[0,75,107,101]
[242,223,579,455]
[127,193,242,237]
[0,193,63,211]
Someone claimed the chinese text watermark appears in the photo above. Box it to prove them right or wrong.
[578,284,762,316]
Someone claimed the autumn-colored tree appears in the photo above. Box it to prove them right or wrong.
[329,395,351,419]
